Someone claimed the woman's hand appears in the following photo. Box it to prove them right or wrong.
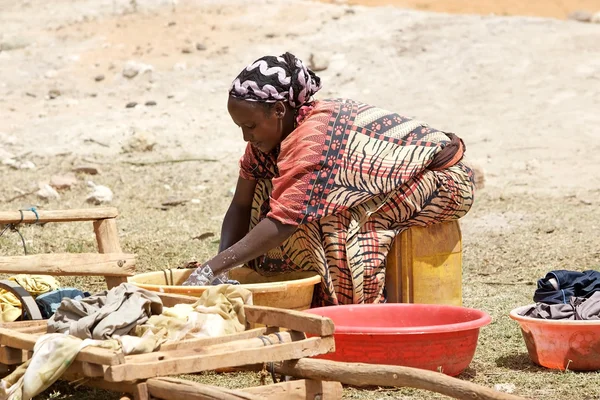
[181,264,215,286]
[182,217,297,286]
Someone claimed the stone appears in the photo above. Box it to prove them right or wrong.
[592,12,600,24]
[72,165,100,175]
[50,174,78,190]
[122,60,153,79]
[0,148,14,162]
[145,100,157,106]
[18,160,36,170]
[0,36,29,51]
[494,383,516,394]
[181,47,192,54]
[308,53,330,72]
[125,102,137,108]
[48,89,61,99]
[196,43,207,51]
[36,183,60,200]
[94,74,105,82]
[122,129,157,153]
[568,10,593,22]
[86,181,113,204]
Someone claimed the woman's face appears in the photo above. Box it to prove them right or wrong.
[227,97,282,153]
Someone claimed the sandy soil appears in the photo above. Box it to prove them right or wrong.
[2,0,600,197]
[1,1,600,399]
[322,0,600,19]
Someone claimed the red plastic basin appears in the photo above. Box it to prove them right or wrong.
[510,305,600,371]
[305,304,491,376]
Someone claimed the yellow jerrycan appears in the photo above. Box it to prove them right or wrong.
[385,220,463,306]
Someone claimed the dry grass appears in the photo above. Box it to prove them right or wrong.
[1,154,600,399]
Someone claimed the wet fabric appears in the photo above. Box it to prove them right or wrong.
[240,99,475,306]
[533,270,600,304]
[520,291,600,320]
[47,283,163,340]
[35,288,90,319]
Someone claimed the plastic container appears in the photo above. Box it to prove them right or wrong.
[386,220,463,306]
[510,305,600,371]
[128,267,321,311]
[305,303,491,376]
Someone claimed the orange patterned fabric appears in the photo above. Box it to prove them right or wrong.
[240,99,474,306]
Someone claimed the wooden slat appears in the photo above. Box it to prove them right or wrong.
[244,305,335,336]
[105,335,335,382]
[158,327,268,351]
[0,320,47,330]
[0,208,118,224]
[0,346,26,364]
[94,218,130,288]
[0,328,125,365]
[0,253,136,276]
[273,358,529,400]
[243,379,343,400]
[146,377,263,400]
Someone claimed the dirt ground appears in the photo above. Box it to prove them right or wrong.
[1,0,600,399]
[322,0,600,19]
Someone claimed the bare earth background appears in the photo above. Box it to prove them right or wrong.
[1,0,600,399]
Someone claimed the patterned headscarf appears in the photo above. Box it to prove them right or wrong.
[229,52,322,108]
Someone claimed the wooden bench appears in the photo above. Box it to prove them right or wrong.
[0,208,135,319]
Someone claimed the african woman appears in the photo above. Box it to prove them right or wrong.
[183,52,474,306]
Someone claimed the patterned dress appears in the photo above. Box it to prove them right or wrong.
[239,99,474,306]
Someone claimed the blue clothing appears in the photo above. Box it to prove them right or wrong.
[534,270,600,304]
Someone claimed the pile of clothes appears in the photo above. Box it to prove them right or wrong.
[0,283,252,400]
[0,275,90,322]
[519,270,600,320]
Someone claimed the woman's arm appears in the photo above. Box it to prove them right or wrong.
[183,216,297,285]
[209,216,297,276]
[218,177,257,252]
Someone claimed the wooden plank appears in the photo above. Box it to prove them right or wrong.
[158,327,268,351]
[105,336,335,382]
[146,377,262,400]
[0,328,124,365]
[0,320,46,330]
[0,208,118,224]
[94,219,130,289]
[121,331,296,364]
[0,346,26,364]
[0,253,136,276]
[273,358,529,400]
[243,379,343,400]
[133,382,149,400]
[244,305,335,336]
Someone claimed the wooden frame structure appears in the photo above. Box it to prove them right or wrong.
[0,208,342,399]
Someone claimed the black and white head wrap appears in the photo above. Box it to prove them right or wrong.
[229,52,322,108]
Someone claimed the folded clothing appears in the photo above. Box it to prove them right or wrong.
[0,275,61,323]
[521,291,600,320]
[534,270,600,305]
[47,283,163,340]
[35,288,90,319]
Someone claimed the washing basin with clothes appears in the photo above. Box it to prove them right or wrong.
[128,267,321,311]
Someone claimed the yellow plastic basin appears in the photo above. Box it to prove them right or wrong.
[128,267,321,311]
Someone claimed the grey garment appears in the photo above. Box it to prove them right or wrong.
[47,283,163,340]
[520,291,600,320]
